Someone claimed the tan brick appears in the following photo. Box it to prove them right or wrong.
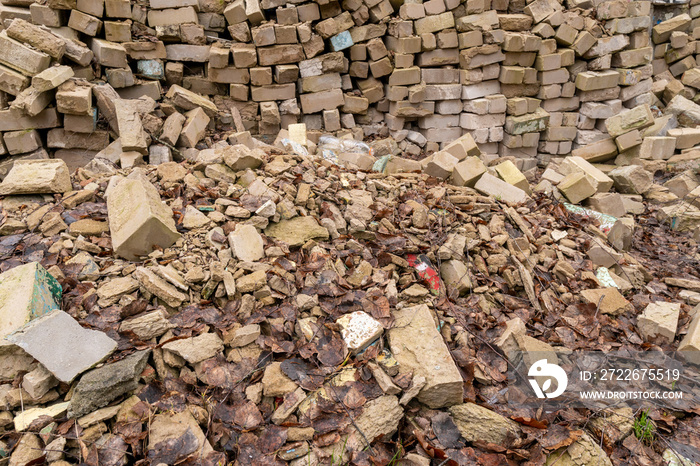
[4,129,41,155]
[571,137,618,162]
[91,38,128,68]
[221,0,244,24]
[301,73,341,93]
[165,44,210,62]
[0,64,29,95]
[68,9,102,36]
[575,70,619,91]
[342,94,369,114]
[414,11,454,35]
[558,172,597,203]
[299,88,344,113]
[652,14,691,44]
[30,4,66,27]
[388,66,420,86]
[56,80,92,115]
[105,0,130,17]
[5,19,66,60]
[208,66,250,84]
[147,7,198,27]
[257,44,304,66]
[605,104,654,138]
[250,83,295,101]
[0,32,51,77]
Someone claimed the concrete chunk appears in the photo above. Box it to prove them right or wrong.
[0,159,71,195]
[336,311,383,354]
[106,174,180,260]
[6,309,117,383]
[609,165,653,194]
[388,303,463,408]
[68,350,150,418]
[637,302,680,342]
[228,224,264,262]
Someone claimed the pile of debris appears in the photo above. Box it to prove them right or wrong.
[2,0,700,176]
[0,129,698,465]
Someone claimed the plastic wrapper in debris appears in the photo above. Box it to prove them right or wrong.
[595,267,618,288]
[407,253,442,295]
[317,136,373,165]
[563,203,617,234]
[279,138,309,158]
[372,155,391,173]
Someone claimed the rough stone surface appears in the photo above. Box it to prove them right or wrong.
[388,304,463,408]
[0,159,71,195]
[162,332,224,364]
[637,302,680,342]
[228,224,264,262]
[6,309,117,383]
[68,350,151,418]
[264,216,329,247]
[449,403,520,445]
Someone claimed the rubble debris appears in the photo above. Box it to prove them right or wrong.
[0,0,696,462]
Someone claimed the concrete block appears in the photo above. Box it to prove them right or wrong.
[106,173,180,260]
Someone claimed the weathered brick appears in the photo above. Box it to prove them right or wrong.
[0,32,51,76]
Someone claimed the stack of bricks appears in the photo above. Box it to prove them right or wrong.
[2,0,700,180]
